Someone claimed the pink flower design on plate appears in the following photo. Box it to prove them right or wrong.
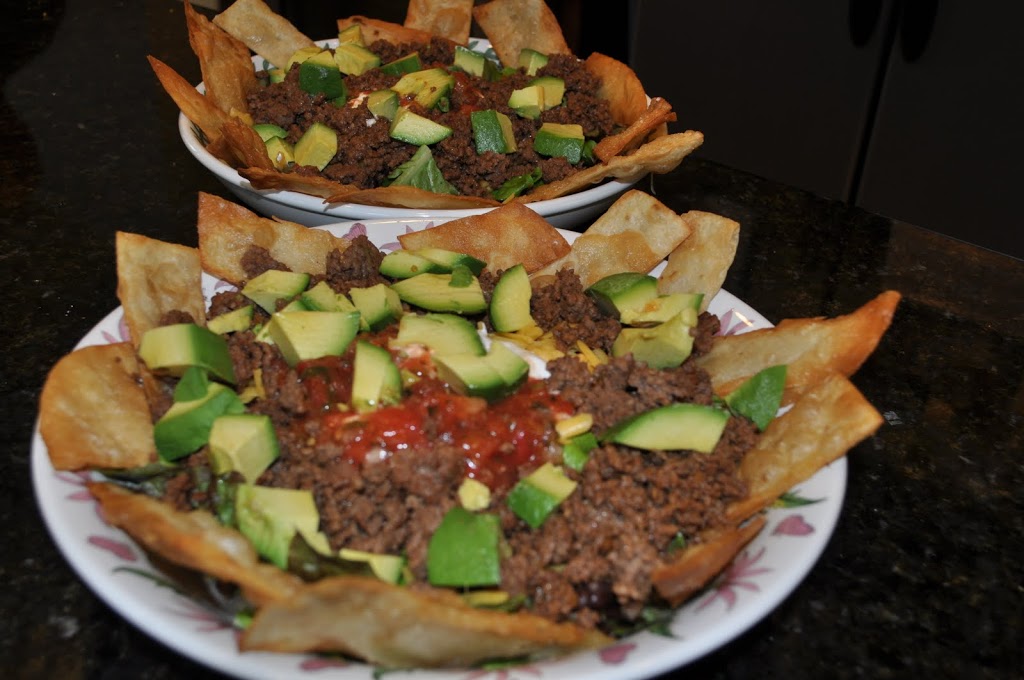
[101,312,129,344]
[697,546,771,612]
[88,535,138,561]
[343,223,367,239]
[717,308,754,336]
[773,514,814,536]
[299,657,350,671]
[600,641,637,665]
[166,600,236,633]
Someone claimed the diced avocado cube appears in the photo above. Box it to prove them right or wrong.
[434,352,507,402]
[391,67,454,109]
[380,51,422,76]
[427,507,502,587]
[264,136,294,170]
[391,312,486,357]
[489,263,533,332]
[241,269,311,314]
[253,123,288,142]
[299,280,343,312]
[533,122,585,164]
[379,249,446,279]
[334,42,380,76]
[138,323,236,384]
[561,431,598,472]
[485,340,529,391]
[471,109,517,155]
[208,413,280,483]
[285,45,323,70]
[389,108,452,145]
[154,376,244,461]
[337,23,364,45]
[390,272,487,314]
[529,76,564,109]
[586,271,659,318]
[293,121,338,170]
[207,305,254,335]
[508,85,545,119]
[349,283,403,331]
[619,292,703,327]
[600,403,730,453]
[266,310,361,366]
[235,484,323,569]
[414,247,487,275]
[453,45,486,76]
[267,68,286,84]
[351,340,402,413]
[611,311,697,369]
[298,50,346,100]
[518,47,549,76]
[723,364,788,431]
[367,88,399,120]
[506,462,577,528]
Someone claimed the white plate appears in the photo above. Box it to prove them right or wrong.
[32,220,846,680]
[179,39,638,229]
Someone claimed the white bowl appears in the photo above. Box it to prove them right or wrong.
[178,39,639,229]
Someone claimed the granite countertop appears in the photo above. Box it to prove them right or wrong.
[1,1,1021,678]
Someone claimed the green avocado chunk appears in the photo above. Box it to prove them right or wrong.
[138,323,237,385]
[351,340,403,413]
[391,67,454,109]
[391,312,486,357]
[508,85,545,119]
[611,311,697,369]
[298,50,345,100]
[379,249,446,279]
[266,310,361,366]
[207,305,254,335]
[427,507,502,588]
[333,42,380,75]
[600,403,729,453]
[390,109,453,146]
[533,122,585,164]
[506,462,577,528]
[529,76,564,109]
[489,263,534,332]
[235,484,326,569]
[390,272,487,314]
[518,47,549,76]
[619,292,703,327]
[349,283,403,331]
[241,269,311,314]
[294,122,338,171]
[153,368,245,461]
[208,413,280,483]
[471,109,517,154]
[586,271,659,318]
[380,51,422,76]
[367,88,399,120]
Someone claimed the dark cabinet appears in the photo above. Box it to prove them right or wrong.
[630,1,1024,259]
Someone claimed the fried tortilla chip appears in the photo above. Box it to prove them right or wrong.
[658,211,741,313]
[241,574,609,667]
[651,515,767,607]
[115,232,206,347]
[584,52,650,128]
[726,374,884,524]
[212,0,314,69]
[594,97,676,162]
[148,55,232,145]
[221,118,274,170]
[337,16,438,47]
[397,202,571,273]
[472,0,572,68]
[328,185,502,209]
[697,291,902,401]
[196,191,351,285]
[513,130,704,203]
[240,167,359,200]
[88,482,303,607]
[404,0,474,44]
[530,189,691,286]
[39,343,155,471]
[184,0,258,116]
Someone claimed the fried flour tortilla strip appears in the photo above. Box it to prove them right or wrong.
[697,290,902,401]
[513,131,704,203]
[240,166,360,200]
[726,373,885,523]
[116,232,207,347]
[39,343,156,471]
[531,189,691,286]
[472,0,572,69]
[89,482,303,607]
[148,55,232,146]
[212,0,314,69]
[657,210,741,313]
[184,0,258,116]
[196,192,352,285]
[396,202,571,273]
[337,16,437,47]
[241,574,610,667]
[584,52,650,128]
[404,0,474,44]
[593,97,675,162]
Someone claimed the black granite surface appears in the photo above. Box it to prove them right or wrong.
[2,1,1022,679]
